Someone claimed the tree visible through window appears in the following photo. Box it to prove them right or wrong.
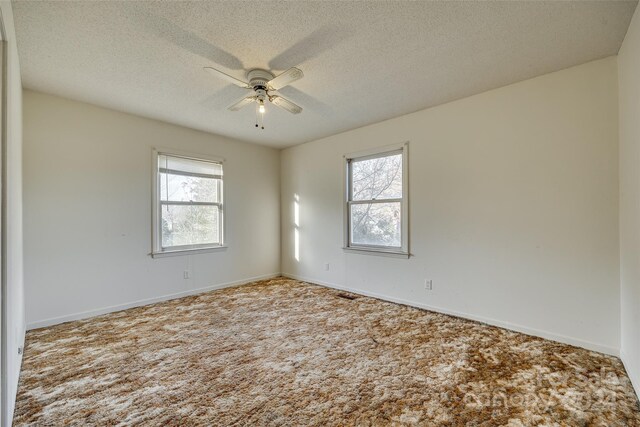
[346,146,407,253]
[155,153,223,253]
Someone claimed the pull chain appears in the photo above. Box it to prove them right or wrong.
[255,101,265,130]
[255,103,259,128]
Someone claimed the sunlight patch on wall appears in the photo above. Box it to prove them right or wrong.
[294,194,300,262]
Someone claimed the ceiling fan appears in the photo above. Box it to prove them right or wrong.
[204,66,304,129]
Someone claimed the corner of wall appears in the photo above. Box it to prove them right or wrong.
[0,1,26,425]
[617,1,640,402]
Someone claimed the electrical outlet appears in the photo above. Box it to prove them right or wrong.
[424,279,433,291]
[183,270,190,279]
[324,263,330,271]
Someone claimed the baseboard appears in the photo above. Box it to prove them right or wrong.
[27,273,281,330]
[620,349,640,401]
[282,273,619,357]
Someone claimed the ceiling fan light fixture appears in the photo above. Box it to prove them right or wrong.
[258,100,265,114]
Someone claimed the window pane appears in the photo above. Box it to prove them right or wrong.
[351,153,402,201]
[161,205,219,247]
[160,173,218,203]
[350,202,401,247]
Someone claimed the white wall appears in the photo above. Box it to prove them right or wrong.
[0,1,24,425]
[281,57,620,355]
[23,90,280,328]
[618,5,640,398]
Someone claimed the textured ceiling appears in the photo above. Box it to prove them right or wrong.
[13,1,638,148]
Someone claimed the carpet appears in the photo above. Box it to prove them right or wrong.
[14,277,640,426]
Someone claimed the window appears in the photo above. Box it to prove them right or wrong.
[344,143,408,257]
[152,150,224,257]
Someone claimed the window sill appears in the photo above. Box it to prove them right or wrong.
[342,247,410,259]
[151,246,227,258]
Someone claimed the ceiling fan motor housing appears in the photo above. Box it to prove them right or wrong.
[247,69,275,91]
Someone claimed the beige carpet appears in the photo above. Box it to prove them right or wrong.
[14,277,640,426]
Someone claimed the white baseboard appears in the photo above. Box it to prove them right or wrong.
[27,273,281,330]
[282,273,619,357]
[620,349,640,401]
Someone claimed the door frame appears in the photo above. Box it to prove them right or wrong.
[0,6,8,423]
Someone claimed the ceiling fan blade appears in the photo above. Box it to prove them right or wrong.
[268,67,304,90]
[270,95,302,114]
[204,67,250,88]
[228,95,257,111]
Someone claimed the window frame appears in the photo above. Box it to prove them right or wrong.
[343,142,409,258]
[151,148,226,258]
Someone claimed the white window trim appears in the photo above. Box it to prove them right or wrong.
[343,142,410,258]
[151,148,226,258]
